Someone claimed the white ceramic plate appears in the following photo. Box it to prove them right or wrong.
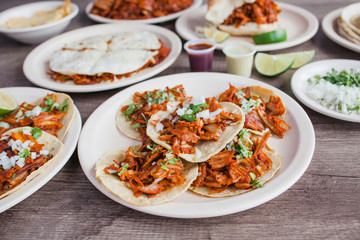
[0,87,82,213]
[322,8,360,53]
[23,23,182,93]
[291,59,360,123]
[85,0,202,24]
[175,2,319,51]
[78,72,315,218]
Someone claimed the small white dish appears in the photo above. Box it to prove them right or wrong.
[78,72,315,218]
[175,2,319,51]
[23,23,182,93]
[0,1,78,44]
[291,59,360,123]
[85,0,202,24]
[0,87,82,213]
[322,8,360,53]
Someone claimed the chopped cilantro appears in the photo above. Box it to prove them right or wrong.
[57,98,69,112]
[141,113,148,123]
[31,127,42,139]
[146,144,158,153]
[10,173,16,179]
[131,123,145,129]
[160,157,180,171]
[19,149,30,158]
[131,147,140,154]
[118,163,129,177]
[124,103,141,116]
[180,103,209,122]
[250,179,263,188]
[156,90,165,96]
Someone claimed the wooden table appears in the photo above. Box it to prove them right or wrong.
[1,0,359,239]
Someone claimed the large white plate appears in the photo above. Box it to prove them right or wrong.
[291,59,360,123]
[0,87,82,213]
[78,72,315,218]
[322,8,360,53]
[85,0,202,24]
[175,2,319,51]
[23,24,182,93]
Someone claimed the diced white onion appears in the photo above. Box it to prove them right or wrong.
[209,109,223,118]
[155,122,164,132]
[40,150,49,155]
[196,110,210,119]
[190,96,206,105]
[0,122,10,129]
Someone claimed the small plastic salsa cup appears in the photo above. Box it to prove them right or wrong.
[184,39,216,72]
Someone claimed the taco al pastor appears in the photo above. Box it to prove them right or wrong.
[0,127,63,199]
[147,96,245,162]
[190,128,280,197]
[95,138,198,206]
[0,93,75,141]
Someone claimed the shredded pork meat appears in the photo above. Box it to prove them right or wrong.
[0,94,69,138]
[191,130,272,194]
[103,137,186,198]
[154,97,243,157]
[222,0,281,27]
[218,84,290,138]
[91,0,194,20]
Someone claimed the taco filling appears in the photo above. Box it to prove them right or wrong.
[118,85,187,140]
[100,138,195,200]
[0,127,62,198]
[191,129,279,196]
[148,97,244,161]
[0,93,71,139]
[219,84,290,138]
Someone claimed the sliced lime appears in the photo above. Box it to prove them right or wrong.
[204,26,230,43]
[0,90,17,116]
[277,50,315,68]
[253,29,287,45]
[254,53,294,77]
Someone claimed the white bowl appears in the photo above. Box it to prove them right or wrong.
[0,1,79,44]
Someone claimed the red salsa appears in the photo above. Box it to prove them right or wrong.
[188,43,214,50]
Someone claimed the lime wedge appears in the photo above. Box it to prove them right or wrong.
[204,26,230,43]
[254,53,294,77]
[0,90,17,116]
[277,50,315,68]
[253,29,287,45]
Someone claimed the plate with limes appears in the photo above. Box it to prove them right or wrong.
[175,2,319,51]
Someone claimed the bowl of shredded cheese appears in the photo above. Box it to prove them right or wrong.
[0,1,78,44]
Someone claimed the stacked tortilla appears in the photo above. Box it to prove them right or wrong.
[338,3,360,45]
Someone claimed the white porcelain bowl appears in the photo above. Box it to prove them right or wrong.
[0,1,79,44]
